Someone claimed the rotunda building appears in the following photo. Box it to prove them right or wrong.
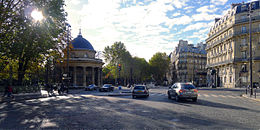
[66,30,104,87]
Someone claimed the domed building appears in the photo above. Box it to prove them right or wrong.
[65,30,104,87]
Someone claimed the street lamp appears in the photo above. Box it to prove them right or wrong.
[65,23,71,87]
[248,3,253,96]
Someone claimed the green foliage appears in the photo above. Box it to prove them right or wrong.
[103,42,153,84]
[0,0,68,84]
[149,52,170,83]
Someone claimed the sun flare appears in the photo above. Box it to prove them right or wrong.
[31,10,43,21]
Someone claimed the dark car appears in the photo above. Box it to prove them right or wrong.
[85,84,98,91]
[167,83,198,102]
[132,85,149,98]
[99,84,114,92]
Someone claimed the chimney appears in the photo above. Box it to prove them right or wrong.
[215,18,220,23]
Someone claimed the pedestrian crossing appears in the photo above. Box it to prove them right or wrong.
[149,93,241,99]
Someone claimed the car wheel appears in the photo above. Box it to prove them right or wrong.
[168,92,171,99]
[132,95,136,99]
[192,98,197,102]
[175,95,180,102]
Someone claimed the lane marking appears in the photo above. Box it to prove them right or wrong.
[203,94,209,97]
[211,94,218,97]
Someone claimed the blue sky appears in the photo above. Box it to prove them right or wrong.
[65,0,254,61]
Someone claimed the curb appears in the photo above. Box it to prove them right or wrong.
[241,94,260,102]
[0,94,47,103]
[107,93,131,96]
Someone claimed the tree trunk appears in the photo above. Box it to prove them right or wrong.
[17,57,28,85]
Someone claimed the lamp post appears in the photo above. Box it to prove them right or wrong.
[249,3,253,96]
[66,23,71,87]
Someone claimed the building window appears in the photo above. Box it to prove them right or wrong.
[230,76,232,83]
[241,15,247,20]
[230,66,232,73]
[241,5,247,12]
[241,76,248,83]
[241,64,247,72]
[242,51,247,59]
[241,26,246,33]
[241,38,246,45]
[224,77,226,83]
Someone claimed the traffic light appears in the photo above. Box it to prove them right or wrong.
[118,64,121,71]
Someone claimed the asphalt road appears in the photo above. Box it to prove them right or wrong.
[0,87,259,129]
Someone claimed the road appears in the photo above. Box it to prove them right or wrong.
[0,87,260,129]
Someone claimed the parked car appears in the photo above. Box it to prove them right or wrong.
[85,84,97,91]
[99,84,114,92]
[167,82,198,102]
[132,85,149,98]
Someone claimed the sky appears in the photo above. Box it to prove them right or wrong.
[64,0,254,61]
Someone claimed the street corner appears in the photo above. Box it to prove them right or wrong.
[241,94,260,102]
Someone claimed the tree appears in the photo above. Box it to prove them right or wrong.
[149,52,170,84]
[0,0,68,85]
[132,57,150,83]
[103,42,153,85]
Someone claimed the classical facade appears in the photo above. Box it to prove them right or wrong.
[206,1,260,88]
[63,31,104,87]
[168,40,207,86]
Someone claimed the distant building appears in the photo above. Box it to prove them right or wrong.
[168,40,207,86]
[206,1,260,88]
[61,30,104,87]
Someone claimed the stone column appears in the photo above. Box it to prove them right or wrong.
[83,66,86,86]
[98,68,101,87]
[92,67,95,85]
[73,66,76,86]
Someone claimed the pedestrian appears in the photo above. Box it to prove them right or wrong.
[7,85,14,98]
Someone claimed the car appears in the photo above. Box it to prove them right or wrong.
[99,84,114,92]
[132,85,149,98]
[85,84,98,91]
[167,82,198,102]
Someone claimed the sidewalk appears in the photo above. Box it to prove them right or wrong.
[0,90,49,103]
[241,89,260,102]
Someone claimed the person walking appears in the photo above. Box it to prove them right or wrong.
[7,85,14,98]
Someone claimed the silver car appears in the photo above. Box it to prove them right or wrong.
[167,83,198,102]
[132,85,149,98]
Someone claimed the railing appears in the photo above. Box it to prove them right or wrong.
[240,44,248,47]
[206,15,260,48]
[235,15,260,24]
[206,33,234,50]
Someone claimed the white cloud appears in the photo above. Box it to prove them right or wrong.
[192,13,221,21]
[183,22,209,32]
[172,0,188,8]
[172,12,181,17]
[64,0,227,61]
[165,15,193,28]
[210,0,228,5]
[197,5,217,13]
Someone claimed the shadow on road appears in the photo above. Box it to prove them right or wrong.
[0,94,255,129]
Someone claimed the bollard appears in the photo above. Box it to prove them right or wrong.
[255,87,257,99]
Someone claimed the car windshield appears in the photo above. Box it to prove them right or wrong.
[180,84,196,89]
[134,86,145,90]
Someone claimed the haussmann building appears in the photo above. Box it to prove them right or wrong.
[206,1,260,88]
